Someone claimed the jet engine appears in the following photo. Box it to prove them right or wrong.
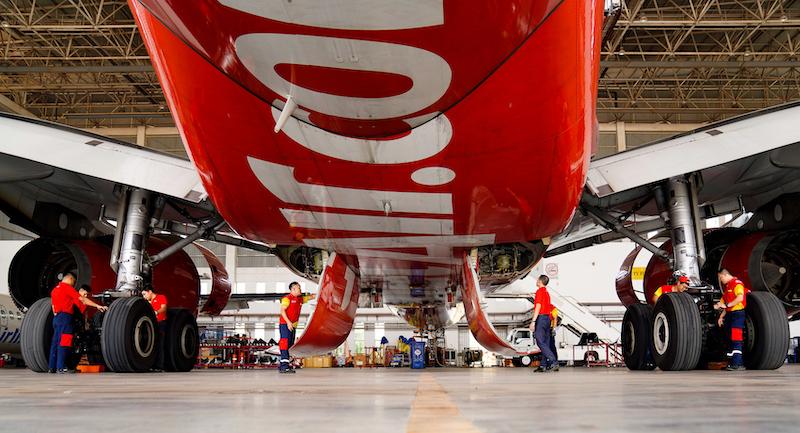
[8,236,201,313]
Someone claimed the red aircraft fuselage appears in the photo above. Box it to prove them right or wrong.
[129,0,603,342]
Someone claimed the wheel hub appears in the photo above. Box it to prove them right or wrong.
[180,324,196,358]
[653,312,670,356]
[625,322,636,356]
[133,316,155,358]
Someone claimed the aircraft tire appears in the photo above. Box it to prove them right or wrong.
[20,298,53,372]
[622,303,656,370]
[101,297,158,372]
[744,292,789,370]
[162,308,199,372]
[652,292,702,371]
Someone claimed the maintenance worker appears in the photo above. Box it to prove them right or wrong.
[49,273,107,373]
[142,286,168,368]
[530,274,556,372]
[652,274,691,304]
[279,282,315,374]
[549,306,561,372]
[715,268,748,371]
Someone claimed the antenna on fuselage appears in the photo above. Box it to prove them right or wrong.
[274,95,298,133]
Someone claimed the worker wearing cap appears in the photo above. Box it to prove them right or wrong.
[49,273,107,373]
[549,306,561,372]
[530,274,556,372]
[652,275,691,304]
[278,282,315,374]
[142,286,168,367]
[715,268,748,371]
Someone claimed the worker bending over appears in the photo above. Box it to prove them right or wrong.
[652,274,690,304]
[142,286,168,368]
[530,275,556,372]
[279,282,315,374]
[49,273,107,373]
[715,268,747,371]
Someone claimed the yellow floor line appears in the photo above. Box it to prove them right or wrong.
[406,373,483,433]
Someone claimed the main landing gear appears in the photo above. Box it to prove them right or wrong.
[620,177,789,371]
[21,188,203,373]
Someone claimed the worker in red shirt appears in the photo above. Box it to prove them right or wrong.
[715,268,748,371]
[142,286,168,367]
[652,274,691,304]
[529,275,556,372]
[49,273,107,373]
[279,282,315,373]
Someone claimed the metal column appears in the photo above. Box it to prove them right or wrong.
[665,178,702,282]
[114,189,154,292]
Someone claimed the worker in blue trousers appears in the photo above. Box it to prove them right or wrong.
[49,273,107,373]
[530,275,557,372]
[278,282,315,373]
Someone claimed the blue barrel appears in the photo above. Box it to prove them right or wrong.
[410,341,426,369]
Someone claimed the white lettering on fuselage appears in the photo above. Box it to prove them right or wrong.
[232,1,496,282]
[248,157,453,215]
[280,209,453,235]
[235,33,452,120]
[219,0,444,31]
[270,106,453,164]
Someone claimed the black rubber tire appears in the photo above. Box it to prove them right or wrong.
[511,357,522,367]
[20,298,53,372]
[162,308,199,372]
[652,292,703,371]
[101,297,158,372]
[744,292,789,370]
[622,303,656,370]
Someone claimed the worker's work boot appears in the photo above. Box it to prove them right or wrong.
[533,365,547,373]
[724,365,745,371]
[548,364,560,372]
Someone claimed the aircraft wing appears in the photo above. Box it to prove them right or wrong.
[548,102,800,256]
[0,112,275,257]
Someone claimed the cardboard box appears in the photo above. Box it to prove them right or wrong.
[354,354,367,367]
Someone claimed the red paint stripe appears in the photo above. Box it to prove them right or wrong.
[275,64,413,99]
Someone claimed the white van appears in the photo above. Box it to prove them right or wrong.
[506,328,539,367]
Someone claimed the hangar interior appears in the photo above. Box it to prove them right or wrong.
[1,0,800,366]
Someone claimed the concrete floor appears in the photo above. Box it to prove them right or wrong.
[1,365,799,433]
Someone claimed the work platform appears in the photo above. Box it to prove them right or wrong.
[0,366,798,432]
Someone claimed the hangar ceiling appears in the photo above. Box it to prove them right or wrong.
[0,0,798,128]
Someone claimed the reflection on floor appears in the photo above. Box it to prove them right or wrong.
[1,365,799,433]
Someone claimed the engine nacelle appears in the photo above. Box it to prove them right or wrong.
[8,236,201,314]
[473,240,546,289]
[274,245,328,283]
[719,231,800,313]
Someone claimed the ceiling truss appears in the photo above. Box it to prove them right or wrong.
[0,0,799,128]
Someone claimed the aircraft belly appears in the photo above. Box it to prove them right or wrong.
[131,0,602,253]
